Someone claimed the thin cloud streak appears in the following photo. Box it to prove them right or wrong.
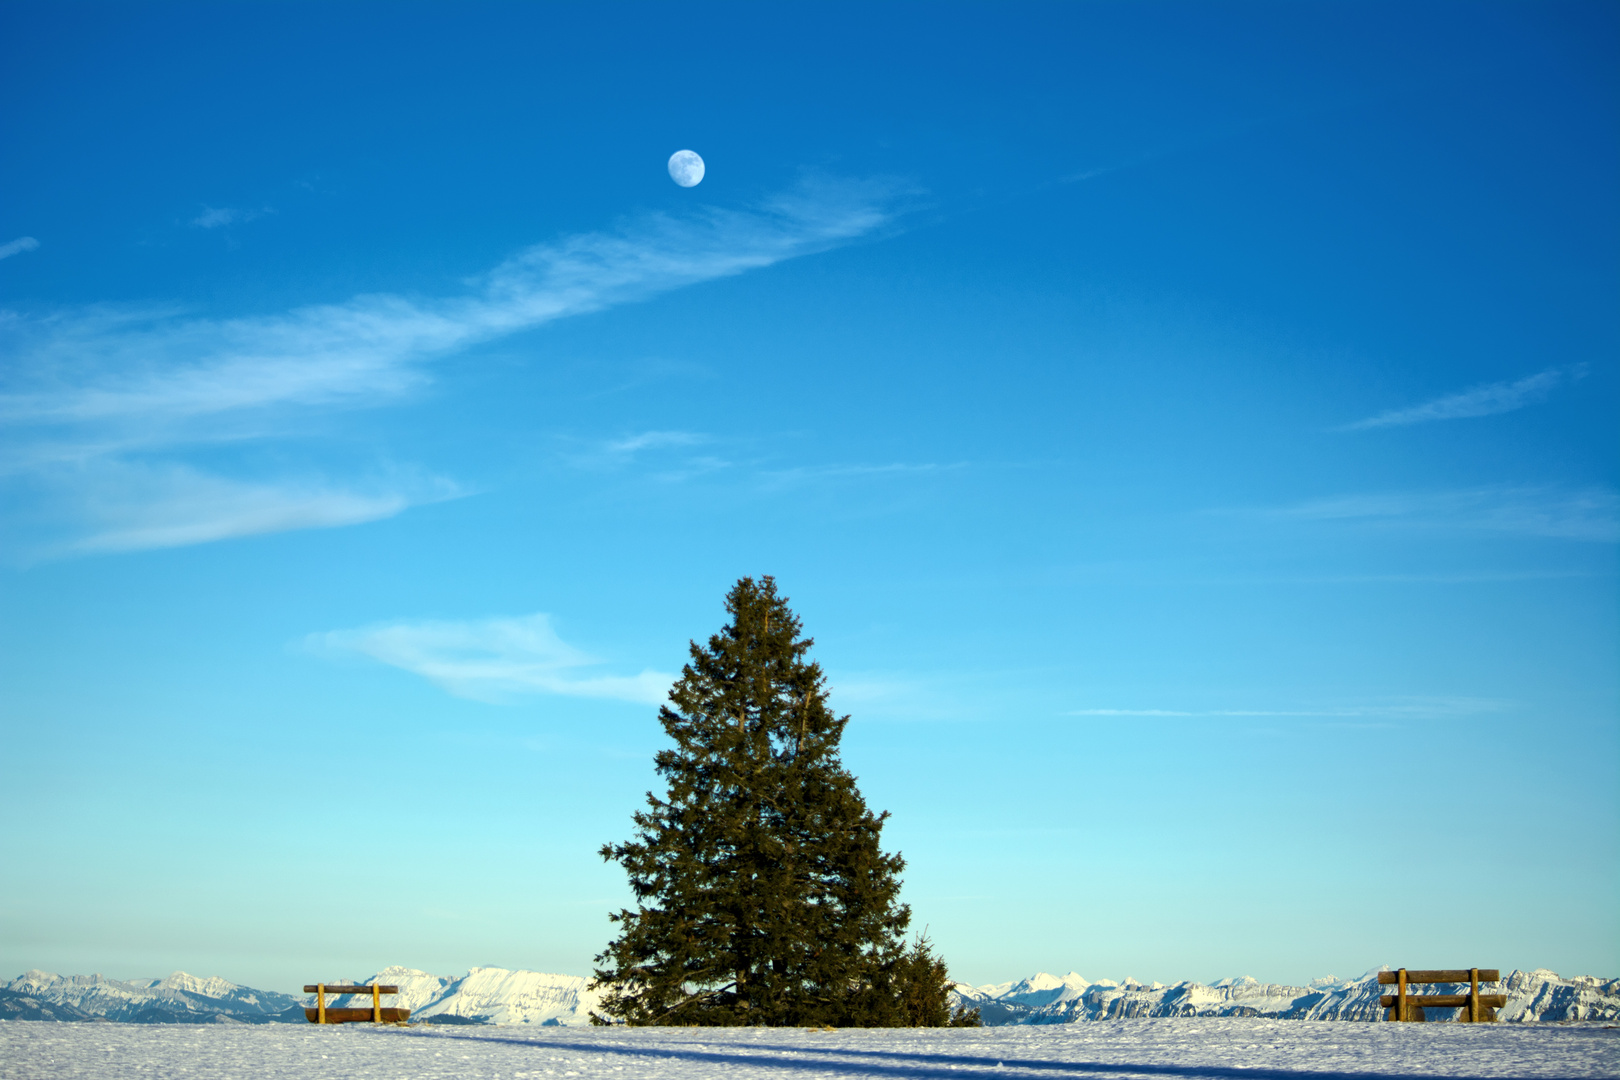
[605,431,709,455]
[561,430,724,475]
[309,613,673,705]
[756,461,962,490]
[7,459,463,560]
[0,237,40,260]
[190,206,270,229]
[559,430,963,491]
[1069,699,1507,719]
[1267,486,1619,543]
[1341,365,1584,430]
[66,478,429,554]
[0,177,902,433]
[1211,569,1610,585]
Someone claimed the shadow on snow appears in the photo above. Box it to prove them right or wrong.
[388,1028,1592,1080]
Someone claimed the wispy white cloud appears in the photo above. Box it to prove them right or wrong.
[2,177,897,432]
[565,432,958,490]
[1267,486,1619,543]
[308,613,672,705]
[1341,365,1585,430]
[756,461,960,491]
[559,430,726,477]
[190,206,271,229]
[765,462,950,481]
[822,670,1003,723]
[604,431,709,456]
[52,461,459,555]
[1204,569,1608,585]
[1068,698,1506,719]
[0,237,40,260]
[0,177,905,555]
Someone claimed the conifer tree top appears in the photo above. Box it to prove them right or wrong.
[661,575,847,769]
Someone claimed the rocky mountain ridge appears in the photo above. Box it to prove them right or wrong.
[2,970,302,1024]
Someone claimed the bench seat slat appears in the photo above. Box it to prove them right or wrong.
[303,1007,410,1024]
[1380,994,1508,1009]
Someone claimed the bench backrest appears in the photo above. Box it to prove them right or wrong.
[1380,968,1501,1023]
[1377,969,1498,985]
[304,984,400,994]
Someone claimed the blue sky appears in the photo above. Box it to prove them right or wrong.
[1,1,1615,994]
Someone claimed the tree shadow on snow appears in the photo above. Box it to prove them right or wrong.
[392,1029,1581,1080]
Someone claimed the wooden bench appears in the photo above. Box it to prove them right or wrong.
[302,983,410,1024]
[1379,968,1506,1022]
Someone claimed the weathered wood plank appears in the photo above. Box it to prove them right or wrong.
[1377,970,1499,984]
[303,1007,411,1024]
[1379,994,1508,1008]
[303,985,400,994]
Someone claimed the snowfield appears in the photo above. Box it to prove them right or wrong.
[2,1017,1616,1079]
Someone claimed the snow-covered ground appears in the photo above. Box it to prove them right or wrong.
[2,1017,1616,1079]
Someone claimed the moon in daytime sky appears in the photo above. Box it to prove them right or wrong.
[668,149,705,187]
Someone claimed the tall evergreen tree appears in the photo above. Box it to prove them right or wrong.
[592,576,975,1027]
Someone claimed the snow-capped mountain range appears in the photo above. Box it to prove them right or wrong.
[947,968,1620,1024]
[0,967,599,1026]
[1,970,302,1024]
[316,966,600,1026]
[5,965,1615,1025]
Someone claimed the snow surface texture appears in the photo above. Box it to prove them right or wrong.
[6,966,1617,1027]
[2,1017,1616,1079]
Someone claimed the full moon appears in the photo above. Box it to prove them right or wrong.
[668,149,705,188]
